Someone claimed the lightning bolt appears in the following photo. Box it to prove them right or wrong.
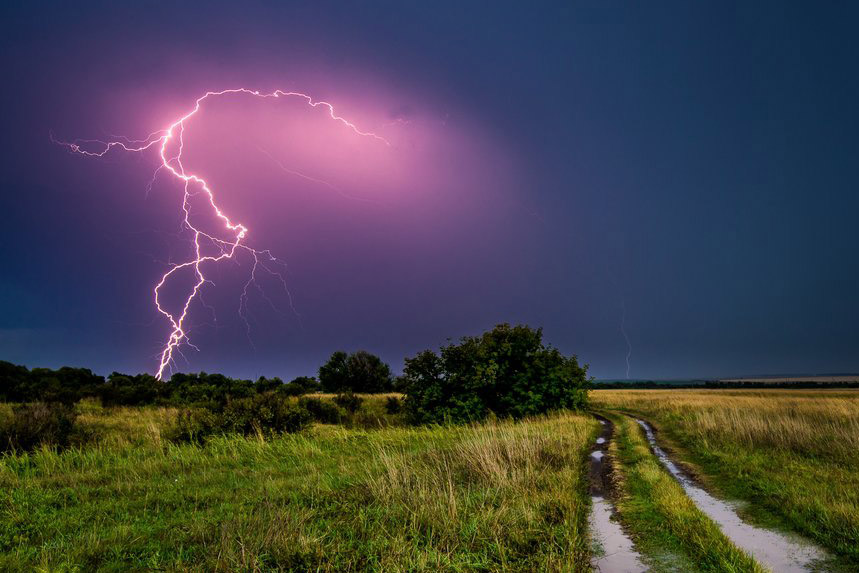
[54,88,389,379]
[620,298,632,379]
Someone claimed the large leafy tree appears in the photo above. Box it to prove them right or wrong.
[318,350,393,393]
[402,323,589,424]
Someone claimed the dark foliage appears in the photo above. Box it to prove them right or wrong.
[0,402,79,452]
[220,394,313,437]
[318,351,393,393]
[101,373,163,406]
[384,396,402,414]
[333,392,364,413]
[391,375,409,393]
[298,397,346,424]
[0,362,104,404]
[166,408,222,444]
[277,376,321,397]
[402,324,590,424]
[288,376,322,393]
[278,383,307,397]
[167,393,312,443]
[0,361,326,407]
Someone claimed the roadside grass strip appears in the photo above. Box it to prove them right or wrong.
[593,389,859,567]
[607,414,767,573]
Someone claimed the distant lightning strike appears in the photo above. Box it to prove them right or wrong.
[620,298,632,379]
[54,88,388,379]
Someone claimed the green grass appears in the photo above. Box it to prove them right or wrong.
[0,405,597,572]
[594,389,859,566]
[605,413,765,573]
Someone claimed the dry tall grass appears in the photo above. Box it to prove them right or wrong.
[594,389,859,564]
[593,389,859,463]
[361,414,594,571]
[0,406,596,571]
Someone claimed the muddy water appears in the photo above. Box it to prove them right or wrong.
[635,419,825,572]
[589,417,647,573]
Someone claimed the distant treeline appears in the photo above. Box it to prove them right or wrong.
[0,349,399,407]
[0,324,590,425]
[0,324,592,453]
[594,380,859,389]
[0,362,323,406]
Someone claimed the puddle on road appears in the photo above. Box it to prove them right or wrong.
[590,417,648,573]
[635,419,826,573]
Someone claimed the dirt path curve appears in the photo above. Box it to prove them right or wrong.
[589,415,647,573]
[634,418,826,573]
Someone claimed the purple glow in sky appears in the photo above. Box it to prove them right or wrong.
[4,2,858,380]
[53,80,520,377]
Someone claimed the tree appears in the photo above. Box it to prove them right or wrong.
[102,372,161,406]
[278,377,320,397]
[318,351,348,393]
[402,323,590,424]
[255,376,284,394]
[318,351,393,393]
[289,376,321,393]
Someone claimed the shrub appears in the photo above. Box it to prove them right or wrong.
[298,397,345,424]
[0,361,105,404]
[102,372,162,406]
[352,410,386,429]
[334,392,363,414]
[278,383,308,397]
[167,408,222,444]
[288,376,321,393]
[402,323,590,425]
[384,396,402,414]
[318,351,392,393]
[220,394,312,437]
[0,402,79,452]
[167,393,312,443]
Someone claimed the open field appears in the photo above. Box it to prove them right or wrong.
[3,389,859,571]
[0,398,597,572]
[719,376,859,384]
[592,389,859,568]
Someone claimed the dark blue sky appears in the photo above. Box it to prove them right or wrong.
[1,1,857,380]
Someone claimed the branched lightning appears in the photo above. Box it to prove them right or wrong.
[54,88,388,379]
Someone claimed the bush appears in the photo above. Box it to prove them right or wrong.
[102,372,162,406]
[318,351,392,393]
[220,394,312,437]
[0,402,79,452]
[402,323,589,425]
[384,396,402,414]
[298,397,345,424]
[278,383,307,397]
[333,392,363,414]
[289,376,321,393]
[167,393,312,443]
[0,361,105,404]
[0,361,328,407]
[167,408,222,444]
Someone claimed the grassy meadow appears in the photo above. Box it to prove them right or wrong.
[0,396,598,572]
[592,389,859,566]
[4,388,859,571]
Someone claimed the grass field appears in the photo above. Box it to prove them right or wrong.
[592,389,859,566]
[3,390,859,571]
[0,398,597,571]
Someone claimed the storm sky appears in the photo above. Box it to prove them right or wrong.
[1,1,857,380]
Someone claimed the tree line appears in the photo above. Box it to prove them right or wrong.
[1,324,591,425]
[0,350,394,407]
